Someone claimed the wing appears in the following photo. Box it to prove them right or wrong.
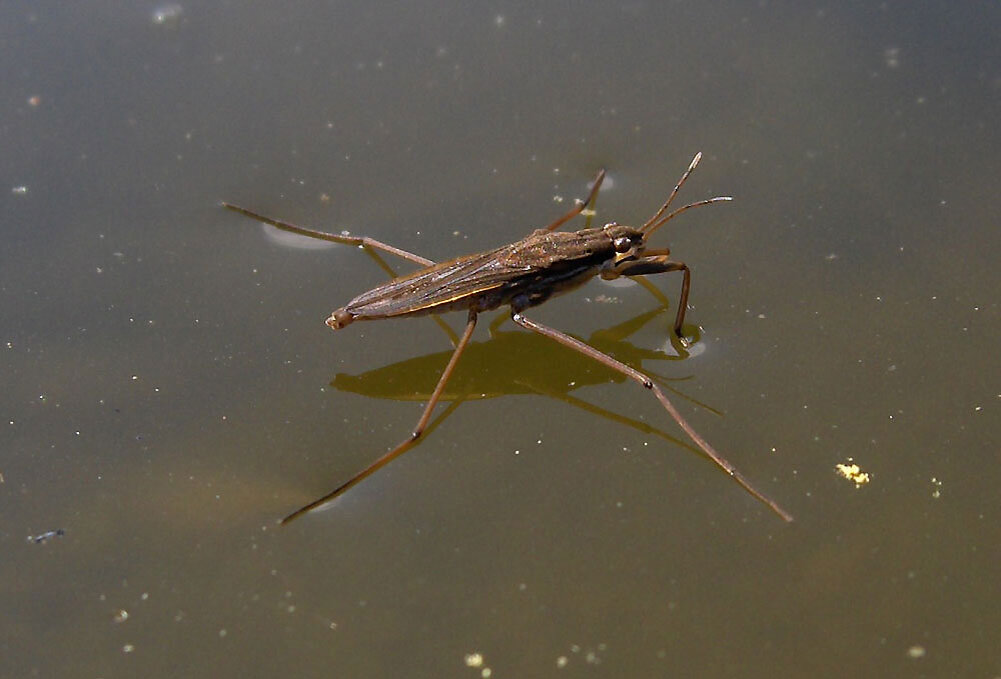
[342,245,535,318]
[341,229,611,319]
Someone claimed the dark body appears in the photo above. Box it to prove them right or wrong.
[328,225,643,329]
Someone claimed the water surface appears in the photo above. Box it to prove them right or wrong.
[2,2,999,677]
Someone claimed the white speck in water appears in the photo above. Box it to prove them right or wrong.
[151,4,183,27]
[593,173,614,190]
[884,47,901,68]
[598,276,636,289]
[663,336,706,358]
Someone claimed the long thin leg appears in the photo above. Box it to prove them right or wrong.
[281,310,479,524]
[669,262,690,337]
[222,202,435,267]
[543,169,606,232]
[510,310,793,522]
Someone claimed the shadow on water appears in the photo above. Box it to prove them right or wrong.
[275,301,757,523]
[330,305,716,456]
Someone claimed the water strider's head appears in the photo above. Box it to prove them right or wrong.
[601,222,646,254]
[597,153,732,267]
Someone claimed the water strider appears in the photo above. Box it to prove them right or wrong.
[224,153,793,524]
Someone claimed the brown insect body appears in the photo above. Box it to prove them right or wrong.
[328,224,644,329]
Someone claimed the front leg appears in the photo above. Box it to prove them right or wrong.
[605,253,690,337]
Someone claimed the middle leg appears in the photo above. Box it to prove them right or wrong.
[509,309,793,522]
[281,309,479,524]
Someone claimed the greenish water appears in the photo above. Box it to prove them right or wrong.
[2,2,998,677]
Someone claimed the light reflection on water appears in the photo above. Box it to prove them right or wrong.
[260,222,341,250]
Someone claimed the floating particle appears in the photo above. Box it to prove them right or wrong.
[835,459,870,487]
[884,47,901,68]
[27,529,65,544]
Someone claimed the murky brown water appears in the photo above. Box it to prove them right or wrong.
[3,2,999,677]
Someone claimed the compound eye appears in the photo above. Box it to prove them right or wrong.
[613,236,634,253]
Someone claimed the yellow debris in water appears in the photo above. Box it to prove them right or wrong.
[835,459,870,487]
